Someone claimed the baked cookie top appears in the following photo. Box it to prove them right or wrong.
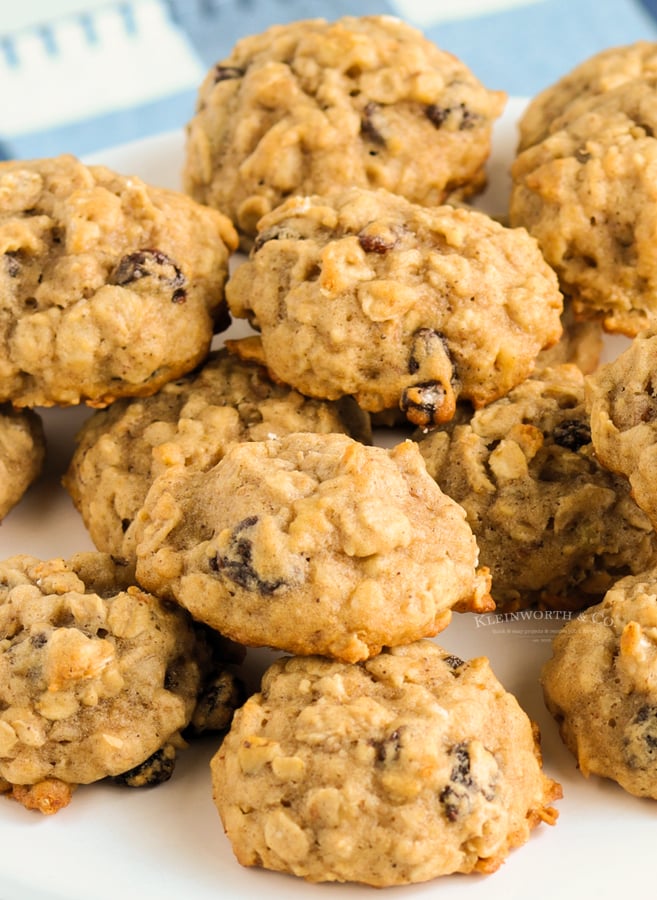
[226,186,563,427]
[586,329,657,530]
[542,567,657,798]
[510,78,657,336]
[417,364,657,611]
[212,641,561,885]
[0,154,237,407]
[63,348,371,560]
[518,40,657,150]
[0,404,45,520]
[183,15,505,245]
[133,433,492,663]
[0,553,205,813]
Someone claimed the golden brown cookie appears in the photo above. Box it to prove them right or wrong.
[212,641,561,885]
[0,552,235,814]
[0,404,45,519]
[542,567,657,798]
[183,15,506,246]
[133,433,492,663]
[0,155,237,407]
[518,41,657,151]
[226,186,563,427]
[510,77,657,336]
[417,364,657,611]
[586,329,657,530]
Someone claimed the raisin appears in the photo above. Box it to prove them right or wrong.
[4,253,20,277]
[113,744,176,788]
[408,328,451,376]
[188,670,245,735]
[372,728,403,764]
[575,148,591,163]
[443,654,465,671]
[553,418,591,451]
[109,249,186,302]
[213,65,244,83]
[401,380,449,428]
[211,516,285,594]
[439,742,474,822]
[360,102,386,146]
[425,102,479,131]
[358,229,398,255]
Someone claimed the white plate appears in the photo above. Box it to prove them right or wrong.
[0,99,646,900]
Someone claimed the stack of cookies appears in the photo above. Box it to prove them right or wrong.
[6,11,657,891]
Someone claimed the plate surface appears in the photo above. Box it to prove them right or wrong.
[0,99,647,900]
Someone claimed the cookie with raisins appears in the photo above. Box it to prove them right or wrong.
[0,155,237,407]
[133,432,492,663]
[542,567,657,798]
[517,40,657,151]
[226,186,563,427]
[63,348,370,561]
[0,404,45,519]
[511,77,657,336]
[211,640,561,885]
[0,552,240,814]
[586,330,657,531]
[417,364,657,611]
[183,15,506,247]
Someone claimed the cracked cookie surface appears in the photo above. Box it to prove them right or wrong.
[542,567,657,797]
[133,432,492,662]
[0,155,237,407]
[183,15,505,246]
[212,641,560,885]
[418,364,657,611]
[63,348,370,561]
[226,186,563,427]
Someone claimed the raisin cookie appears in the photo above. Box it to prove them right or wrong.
[517,41,657,151]
[542,567,657,798]
[226,186,563,428]
[212,641,561,885]
[417,364,657,612]
[133,433,492,663]
[586,329,657,530]
[183,15,506,246]
[0,154,237,407]
[0,553,220,814]
[63,348,371,561]
[0,404,45,519]
[510,77,657,336]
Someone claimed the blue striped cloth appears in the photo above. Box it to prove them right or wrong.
[1,0,656,160]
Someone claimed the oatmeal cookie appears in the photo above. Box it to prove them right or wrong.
[586,329,657,530]
[417,364,657,611]
[133,433,492,663]
[211,641,561,885]
[518,41,657,151]
[0,404,45,519]
[63,348,370,560]
[0,552,226,814]
[226,187,563,428]
[183,15,505,247]
[510,77,657,336]
[0,154,237,407]
[542,567,657,798]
